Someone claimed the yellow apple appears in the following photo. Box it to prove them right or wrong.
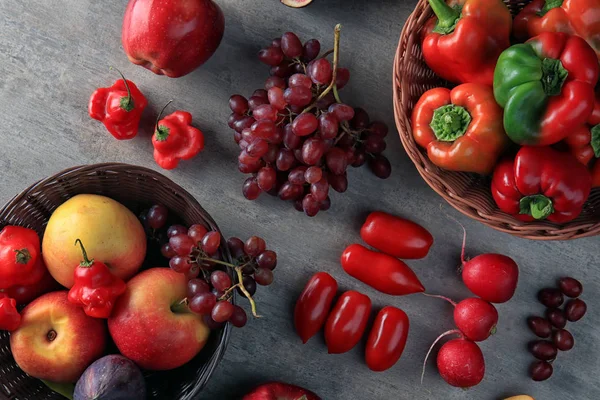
[42,194,146,288]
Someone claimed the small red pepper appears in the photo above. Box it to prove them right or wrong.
[341,244,425,296]
[361,211,433,259]
[89,69,148,140]
[0,294,21,331]
[421,0,512,85]
[152,102,205,170]
[562,125,600,166]
[294,272,338,344]
[68,239,127,319]
[324,290,371,354]
[0,258,59,305]
[365,306,410,372]
[0,226,43,289]
[491,147,592,223]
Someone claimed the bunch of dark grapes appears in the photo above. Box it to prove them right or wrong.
[227,25,391,217]
[143,205,277,329]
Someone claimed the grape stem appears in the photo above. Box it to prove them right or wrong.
[219,284,240,301]
[235,266,260,318]
[320,49,334,59]
[302,24,342,113]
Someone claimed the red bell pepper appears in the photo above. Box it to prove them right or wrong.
[89,70,148,140]
[514,0,600,60]
[421,0,512,85]
[152,103,205,170]
[0,226,43,289]
[592,161,600,188]
[591,88,600,126]
[491,147,592,223]
[68,240,127,319]
[0,294,21,331]
[562,125,600,165]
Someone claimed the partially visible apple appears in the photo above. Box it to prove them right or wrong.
[9,291,107,383]
[243,382,321,400]
[122,0,225,78]
[281,0,314,8]
[42,194,146,288]
[108,268,210,370]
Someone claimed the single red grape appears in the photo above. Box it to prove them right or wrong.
[369,155,392,179]
[242,177,262,200]
[262,145,279,164]
[364,135,387,154]
[211,270,232,292]
[289,73,313,89]
[245,236,266,257]
[302,39,321,62]
[212,301,235,323]
[256,250,277,270]
[558,277,583,298]
[161,243,177,258]
[237,275,257,296]
[336,67,350,89]
[247,139,269,158]
[248,95,269,110]
[329,172,348,193]
[251,119,276,140]
[530,360,553,381]
[351,107,370,129]
[283,125,302,149]
[538,288,564,308]
[253,89,268,100]
[292,113,319,136]
[289,166,308,185]
[189,292,217,315]
[254,268,274,286]
[229,95,249,114]
[202,314,224,330]
[278,182,303,200]
[528,340,557,361]
[565,298,587,321]
[233,116,255,133]
[252,105,278,122]
[257,166,277,192]
[147,205,168,230]
[309,58,332,85]
[328,103,355,121]
[527,316,552,338]
[552,329,574,351]
[326,147,348,175]
[284,87,313,107]
[188,279,211,298]
[276,148,296,171]
[169,256,192,274]
[265,76,286,90]
[310,176,329,202]
[268,87,287,110]
[186,264,200,280]
[238,150,259,165]
[305,166,323,184]
[369,121,389,137]
[270,63,292,78]
[229,113,241,129]
[202,231,221,255]
[546,308,567,329]
[302,194,320,217]
[352,148,367,167]
[318,112,339,139]
[230,306,248,328]
[281,32,303,58]
[167,224,188,238]
[169,234,195,256]
[227,237,246,259]
[320,196,331,211]
[258,46,284,66]
[302,138,326,165]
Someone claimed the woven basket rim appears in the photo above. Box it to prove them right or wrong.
[392,0,600,240]
[0,162,232,399]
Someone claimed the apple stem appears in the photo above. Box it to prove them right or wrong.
[235,266,260,318]
[302,23,342,113]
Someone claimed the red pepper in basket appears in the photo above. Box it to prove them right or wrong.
[0,226,43,289]
[89,69,148,140]
[491,147,591,223]
[68,240,127,319]
[592,161,600,188]
[513,0,600,60]
[421,0,512,86]
[0,294,21,331]
[562,125,600,166]
[152,102,205,170]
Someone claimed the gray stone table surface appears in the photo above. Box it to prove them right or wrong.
[1,0,599,399]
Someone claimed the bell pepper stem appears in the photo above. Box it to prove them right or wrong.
[591,124,600,158]
[110,66,134,112]
[519,195,554,220]
[74,239,94,267]
[538,0,564,16]
[154,100,173,141]
[541,58,568,96]
[428,0,462,34]
[430,104,471,141]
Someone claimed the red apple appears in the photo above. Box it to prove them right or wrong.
[122,0,225,78]
[9,291,107,383]
[108,268,210,370]
[243,382,321,400]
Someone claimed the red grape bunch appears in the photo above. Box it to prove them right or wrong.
[144,205,277,329]
[227,24,392,217]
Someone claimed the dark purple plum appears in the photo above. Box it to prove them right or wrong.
[74,355,146,400]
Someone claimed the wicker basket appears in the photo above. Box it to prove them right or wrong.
[0,163,232,400]
[393,0,600,240]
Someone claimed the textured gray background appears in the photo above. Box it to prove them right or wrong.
[1,0,598,399]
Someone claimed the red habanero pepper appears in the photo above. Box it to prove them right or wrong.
[513,0,600,60]
[0,294,21,331]
[294,272,338,344]
[341,244,425,296]
[89,69,148,140]
[361,211,433,259]
[152,102,205,170]
[68,240,127,319]
[0,226,43,289]
[324,291,371,354]
[0,257,59,305]
[365,306,410,372]
[421,0,512,85]
[491,147,592,223]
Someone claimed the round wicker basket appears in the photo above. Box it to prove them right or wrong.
[393,0,600,240]
[0,163,232,400]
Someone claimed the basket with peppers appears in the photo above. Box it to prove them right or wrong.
[408,0,600,226]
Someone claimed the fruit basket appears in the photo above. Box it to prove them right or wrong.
[393,0,600,240]
[0,163,232,400]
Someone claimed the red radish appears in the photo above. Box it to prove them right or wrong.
[437,338,485,388]
[423,294,498,342]
[453,298,498,342]
[458,226,519,303]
